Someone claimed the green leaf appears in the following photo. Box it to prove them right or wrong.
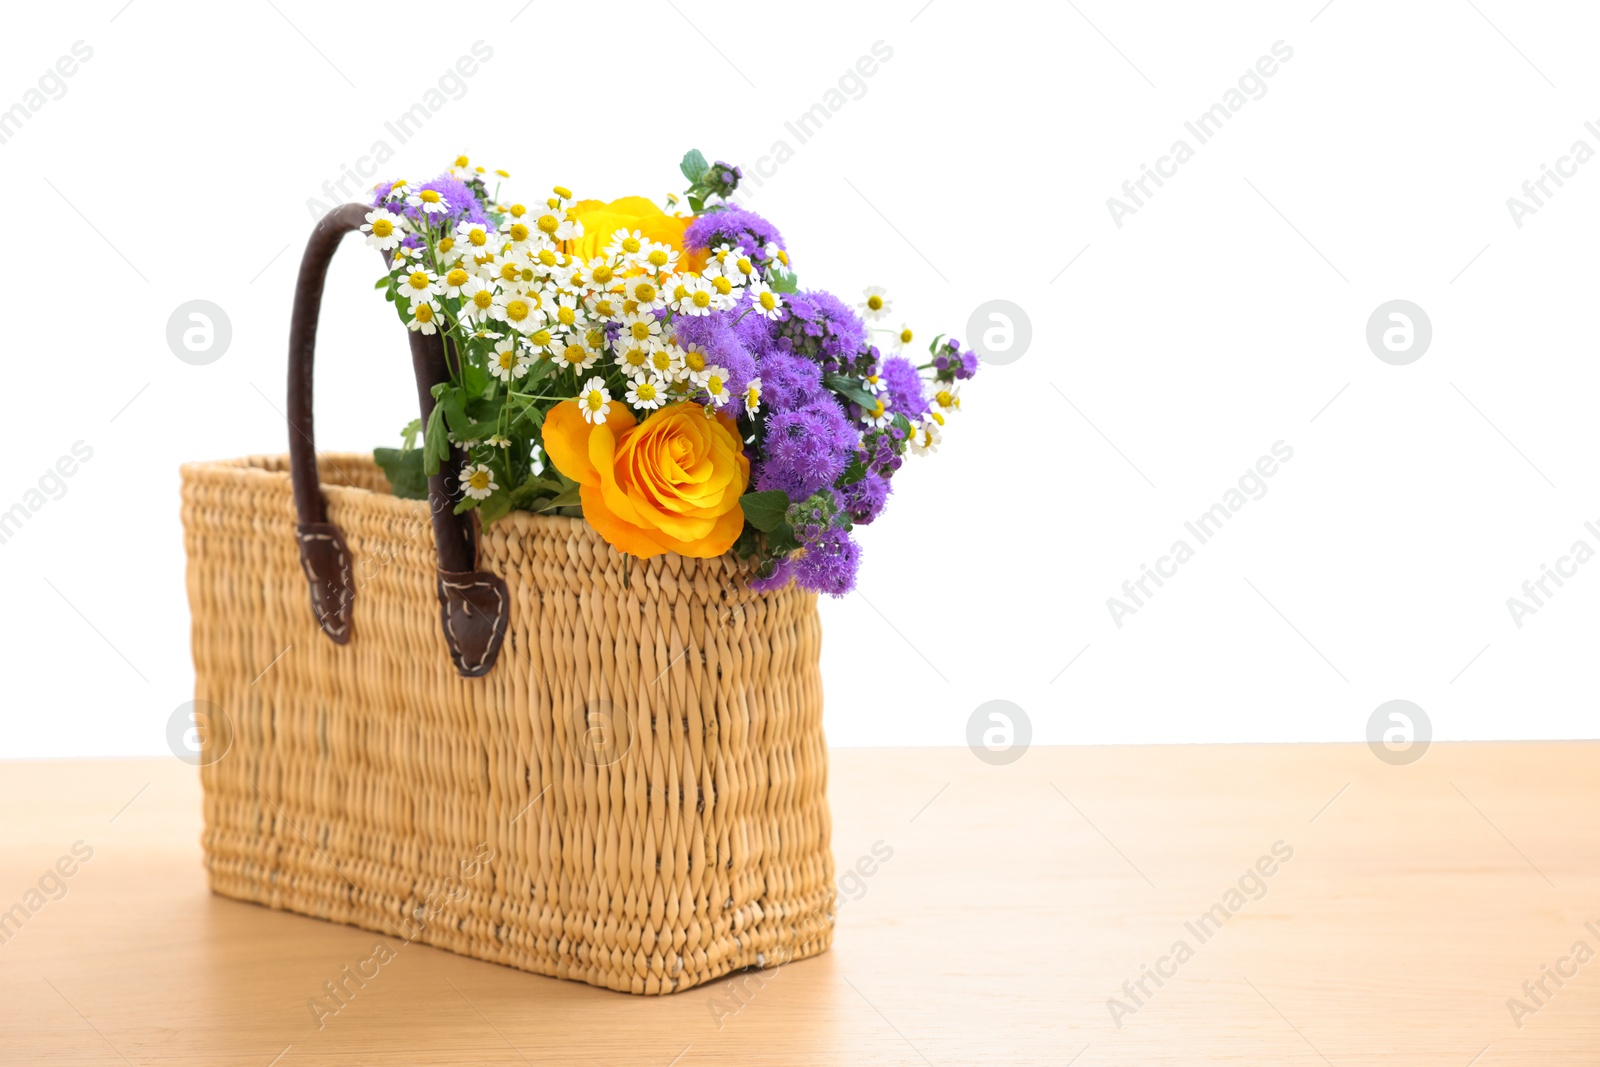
[688,195,705,213]
[422,403,451,476]
[824,373,880,412]
[739,490,790,532]
[477,492,512,525]
[539,483,583,512]
[680,148,709,184]
[374,447,429,500]
[374,275,391,289]
[768,269,799,295]
[399,418,422,451]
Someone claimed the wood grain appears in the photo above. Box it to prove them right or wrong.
[1,744,1597,1065]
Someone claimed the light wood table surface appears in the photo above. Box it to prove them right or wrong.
[2,744,1597,1065]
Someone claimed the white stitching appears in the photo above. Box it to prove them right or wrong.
[297,529,352,638]
[439,575,506,672]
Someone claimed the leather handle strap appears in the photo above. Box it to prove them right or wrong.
[287,202,508,678]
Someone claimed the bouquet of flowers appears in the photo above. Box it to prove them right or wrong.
[366,151,978,595]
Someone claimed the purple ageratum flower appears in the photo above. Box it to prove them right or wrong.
[748,554,796,593]
[879,355,929,421]
[756,405,858,498]
[794,526,860,596]
[684,206,785,262]
[756,352,828,413]
[775,289,868,371]
[839,469,892,525]
[934,337,981,381]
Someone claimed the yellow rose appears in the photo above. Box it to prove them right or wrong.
[541,399,749,559]
[566,196,707,271]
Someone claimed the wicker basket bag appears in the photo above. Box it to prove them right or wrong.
[179,205,835,994]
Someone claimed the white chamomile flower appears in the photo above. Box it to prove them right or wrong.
[406,298,441,335]
[440,265,477,298]
[531,205,580,245]
[625,374,667,411]
[556,340,599,374]
[488,252,534,293]
[640,241,679,274]
[529,442,545,475]
[606,228,648,266]
[707,242,742,271]
[407,186,452,215]
[546,291,586,333]
[701,366,733,407]
[858,285,892,321]
[489,339,530,381]
[587,291,622,320]
[860,394,894,429]
[615,339,654,376]
[622,275,666,312]
[930,383,961,415]
[495,291,542,333]
[702,268,743,310]
[584,256,619,292]
[461,462,498,500]
[647,341,683,379]
[618,311,662,348]
[578,377,611,425]
[862,365,888,395]
[671,275,716,317]
[361,208,404,251]
[397,267,441,301]
[892,323,915,353]
[910,418,942,455]
[743,278,784,321]
[679,343,711,383]
[455,220,498,259]
[457,275,498,324]
[487,434,512,448]
[743,377,762,416]
[468,326,504,342]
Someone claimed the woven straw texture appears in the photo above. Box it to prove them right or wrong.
[180,453,834,994]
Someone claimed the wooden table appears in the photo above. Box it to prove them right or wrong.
[2,744,1597,1065]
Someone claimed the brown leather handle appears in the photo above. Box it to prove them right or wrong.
[287,202,509,678]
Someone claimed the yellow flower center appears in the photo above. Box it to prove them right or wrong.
[529,329,552,347]
[622,236,641,254]
[758,292,776,310]
[931,411,946,426]
[651,350,672,372]
[414,304,434,322]
[438,237,455,253]
[586,328,606,349]
[900,329,913,344]
[371,218,393,237]
[445,268,468,288]
[505,300,530,322]
[591,264,614,284]
[685,351,706,373]
[509,222,530,243]
[692,290,712,308]
[630,321,652,341]
[870,399,885,417]
[636,381,657,400]
[553,185,572,199]
[468,470,490,490]
[711,276,732,295]
[472,290,493,310]
[584,390,605,411]
[537,249,558,266]
[537,214,560,234]
[633,282,657,303]
[454,155,469,168]
[498,262,519,283]
[498,350,516,369]
[647,249,669,268]
[736,258,753,275]
[867,295,883,310]
[419,189,442,204]
[407,271,429,290]
[707,374,724,394]
[557,307,575,326]
[468,228,487,247]
[935,390,953,407]
[563,344,587,366]
[625,347,648,367]
[510,203,526,217]
[594,299,616,317]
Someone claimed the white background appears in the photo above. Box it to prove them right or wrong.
[2,0,1596,757]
